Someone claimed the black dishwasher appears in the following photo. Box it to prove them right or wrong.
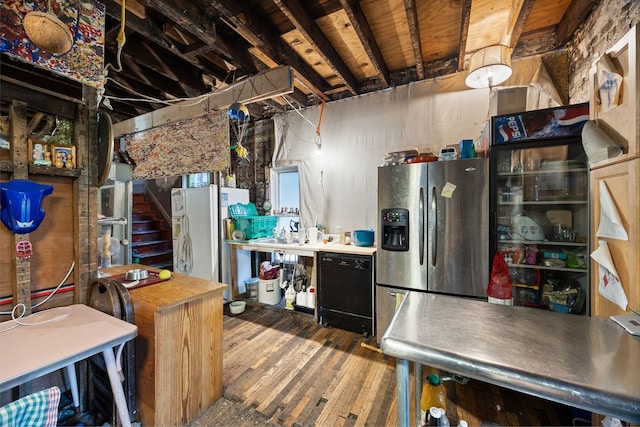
[318,252,374,336]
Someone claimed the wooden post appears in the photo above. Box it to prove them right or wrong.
[9,100,31,315]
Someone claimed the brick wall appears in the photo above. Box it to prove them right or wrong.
[568,0,640,102]
[231,118,274,211]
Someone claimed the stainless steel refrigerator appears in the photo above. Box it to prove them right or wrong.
[376,158,489,341]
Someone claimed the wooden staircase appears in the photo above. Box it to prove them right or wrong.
[131,193,173,270]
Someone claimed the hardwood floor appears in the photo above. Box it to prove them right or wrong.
[187,302,586,427]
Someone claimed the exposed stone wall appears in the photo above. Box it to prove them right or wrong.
[568,0,640,102]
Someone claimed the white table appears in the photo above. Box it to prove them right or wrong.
[0,304,137,427]
[380,292,640,427]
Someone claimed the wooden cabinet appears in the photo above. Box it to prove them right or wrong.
[104,265,227,426]
[589,158,639,317]
[587,26,639,319]
[588,26,639,168]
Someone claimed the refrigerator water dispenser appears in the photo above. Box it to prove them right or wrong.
[381,208,409,251]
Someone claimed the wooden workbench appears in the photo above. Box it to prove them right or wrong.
[102,265,227,426]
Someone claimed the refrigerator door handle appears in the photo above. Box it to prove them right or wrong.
[431,186,437,267]
[419,186,425,265]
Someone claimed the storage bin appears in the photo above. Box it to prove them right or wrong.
[258,279,281,305]
[244,278,259,301]
[229,202,278,239]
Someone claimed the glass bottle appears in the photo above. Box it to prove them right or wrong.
[420,373,447,425]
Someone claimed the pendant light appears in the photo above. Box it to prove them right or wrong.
[22,0,73,55]
[465,45,513,88]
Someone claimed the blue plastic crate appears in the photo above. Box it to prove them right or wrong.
[234,215,278,239]
[228,203,259,218]
[229,203,277,239]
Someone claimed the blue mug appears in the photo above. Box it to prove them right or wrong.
[459,139,475,159]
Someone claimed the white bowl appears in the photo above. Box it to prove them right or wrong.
[229,301,246,314]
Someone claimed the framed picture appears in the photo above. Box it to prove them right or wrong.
[28,138,48,164]
[51,144,77,168]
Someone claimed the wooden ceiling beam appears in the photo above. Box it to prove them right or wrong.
[259,98,286,115]
[147,0,258,74]
[117,53,194,99]
[117,53,154,88]
[144,0,216,45]
[286,86,310,107]
[107,34,208,97]
[272,0,359,95]
[105,59,179,103]
[556,0,598,47]
[113,0,147,20]
[457,0,472,72]
[202,31,259,73]
[208,0,331,100]
[339,0,390,88]
[179,40,218,57]
[403,0,424,80]
[102,0,223,81]
[507,0,536,49]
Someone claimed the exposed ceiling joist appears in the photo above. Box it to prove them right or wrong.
[556,0,599,47]
[457,0,473,71]
[403,0,424,80]
[507,0,537,48]
[102,0,223,78]
[272,0,359,95]
[32,0,600,124]
[339,0,390,88]
[145,0,216,45]
[112,65,294,137]
[209,0,332,100]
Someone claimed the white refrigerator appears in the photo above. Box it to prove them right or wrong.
[219,187,251,301]
[171,185,251,301]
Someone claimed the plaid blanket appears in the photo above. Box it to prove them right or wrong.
[0,386,60,427]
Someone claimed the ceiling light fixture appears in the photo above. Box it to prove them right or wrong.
[465,45,513,89]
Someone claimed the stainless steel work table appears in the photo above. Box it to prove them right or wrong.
[380,292,640,426]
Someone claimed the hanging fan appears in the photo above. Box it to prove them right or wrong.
[22,1,73,55]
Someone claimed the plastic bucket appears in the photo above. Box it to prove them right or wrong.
[353,229,375,247]
[244,278,259,301]
[258,279,281,305]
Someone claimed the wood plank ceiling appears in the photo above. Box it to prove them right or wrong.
[80,0,599,122]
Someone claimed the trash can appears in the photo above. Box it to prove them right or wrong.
[258,278,281,305]
[244,278,259,301]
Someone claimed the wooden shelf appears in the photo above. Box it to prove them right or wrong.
[498,239,588,247]
[506,263,587,273]
[1,161,81,177]
[498,200,587,206]
[497,167,588,177]
[28,164,81,177]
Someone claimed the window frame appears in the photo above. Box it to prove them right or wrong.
[270,165,299,214]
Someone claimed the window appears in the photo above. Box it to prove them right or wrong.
[270,166,301,264]
[186,172,210,188]
[272,166,299,215]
